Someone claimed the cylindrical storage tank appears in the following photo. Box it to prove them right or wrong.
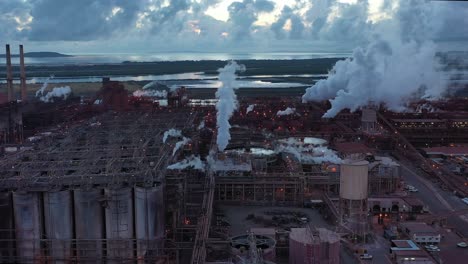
[0,192,15,262]
[230,234,276,262]
[43,191,73,263]
[74,189,104,262]
[339,160,369,200]
[134,185,164,262]
[289,228,340,264]
[12,192,42,263]
[105,188,134,261]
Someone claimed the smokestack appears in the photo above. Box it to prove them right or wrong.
[19,45,27,101]
[5,44,14,102]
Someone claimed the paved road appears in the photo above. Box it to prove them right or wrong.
[399,161,468,237]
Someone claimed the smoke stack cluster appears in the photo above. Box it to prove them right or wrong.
[4,44,28,102]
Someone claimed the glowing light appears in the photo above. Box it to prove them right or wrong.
[188,20,202,35]
[282,19,292,32]
[14,15,33,31]
[221,32,229,37]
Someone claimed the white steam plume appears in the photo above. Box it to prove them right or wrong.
[133,89,167,98]
[246,104,255,114]
[40,86,71,103]
[172,137,191,156]
[276,137,342,164]
[277,107,296,116]
[163,129,182,143]
[215,61,246,151]
[167,155,205,171]
[302,0,448,118]
[35,75,54,97]
[197,120,205,130]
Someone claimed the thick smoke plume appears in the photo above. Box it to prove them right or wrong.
[167,155,205,171]
[39,86,71,103]
[163,129,182,143]
[215,61,245,151]
[277,107,296,116]
[302,0,449,118]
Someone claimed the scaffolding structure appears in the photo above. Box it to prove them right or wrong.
[0,109,198,263]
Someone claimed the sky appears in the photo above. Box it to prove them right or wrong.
[0,0,467,53]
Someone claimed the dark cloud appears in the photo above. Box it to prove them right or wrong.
[319,1,371,43]
[432,1,468,41]
[227,0,275,40]
[28,0,144,41]
[0,0,30,40]
[271,6,304,39]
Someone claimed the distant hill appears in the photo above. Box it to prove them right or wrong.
[0,52,72,58]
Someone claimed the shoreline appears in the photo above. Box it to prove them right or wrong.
[0,58,343,78]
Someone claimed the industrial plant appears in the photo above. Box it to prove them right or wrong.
[1,44,468,264]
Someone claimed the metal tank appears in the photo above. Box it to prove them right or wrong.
[134,185,165,262]
[0,192,14,262]
[43,190,73,263]
[340,160,369,200]
[339,160,370,236]
[74,189,104,261]
[12,191,42,263]
[105,187,134,261]
[289,228,340,264]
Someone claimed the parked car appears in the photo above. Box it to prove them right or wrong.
[360,254,373,260]
[426,245,440,252]
[462,197,468,206]
[457,242,467,248]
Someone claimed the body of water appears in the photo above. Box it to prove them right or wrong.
[1,71,466,89]
[0,72,312,89]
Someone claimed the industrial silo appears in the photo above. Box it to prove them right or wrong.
[74,189,104,261]
[134,185,165,261]
[43,190,73,263]
[12,191,42,263]
[289,228,340,264]
[0,192,14,262]
[339,160,370,236]
[104,187,134,260]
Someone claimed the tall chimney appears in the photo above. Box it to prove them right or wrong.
[5,44,14,102]
[19,45,27,101]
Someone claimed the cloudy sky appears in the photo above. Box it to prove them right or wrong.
[0,0,467,53]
